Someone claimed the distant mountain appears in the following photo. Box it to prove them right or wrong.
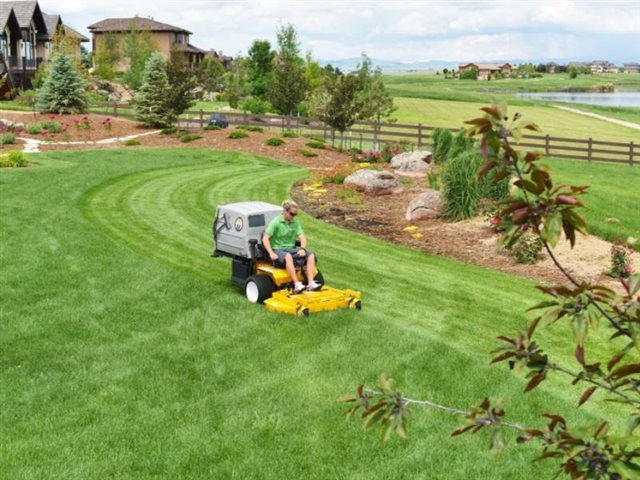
[321,58,458,73]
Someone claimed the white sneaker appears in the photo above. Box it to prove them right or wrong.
[307,280,321,291]
[293,282,305,293]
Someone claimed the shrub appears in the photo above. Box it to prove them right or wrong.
[282,131,298,138]
[0,150,27,167]
[180,133,203,143]
[336,185,363,205]
[300,149,318,157]
[447,130,475,161]
[38,120,63,134]
[26,124,42,135]
[203,125,221,131]
[161,126,179,135]
[427,170,441,191]
[313,162,356,185]
[609,240,634,278]
[478,170,511,201]
[240,97,271,114]
[381,143,409,163]
[441,150,482,220]
[123,138,141,146]
[134,52,175,128]
[228,131,249,139]
[432,128,453,165]
[510,232,543,264]
[265,137,285,146]
[306,140,325,149]
[0,133,16,145]
[236,125,263,132]
[306,136,325,143]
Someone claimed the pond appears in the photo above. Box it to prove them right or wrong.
[518,92,640,108]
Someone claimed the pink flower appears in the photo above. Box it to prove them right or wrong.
[48,114,56,120]
[491,216,500,225]
[41,129,49,135]
[73,118,79,124]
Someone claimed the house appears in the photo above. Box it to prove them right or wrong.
[0,1,87,94]
[458,63,513,80]
[623,63,640,74]
[589,60,619,73]
[87,17,206,71]
[546,62,560,73]
[205,49,233,68]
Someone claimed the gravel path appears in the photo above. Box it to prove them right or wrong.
[17,129,161,153]
[554,105,640,131]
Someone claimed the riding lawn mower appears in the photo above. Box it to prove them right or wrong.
[212,201,362,317]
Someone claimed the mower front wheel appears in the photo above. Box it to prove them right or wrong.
[245,275,275,304]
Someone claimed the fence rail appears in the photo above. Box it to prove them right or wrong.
[177,110,637,166]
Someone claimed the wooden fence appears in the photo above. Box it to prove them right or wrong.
[178,110,638,166]
[13,97,638,165]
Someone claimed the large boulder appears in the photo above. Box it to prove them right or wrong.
[405,191,442,220]
[344,169,402,195]
[391,151,432,176]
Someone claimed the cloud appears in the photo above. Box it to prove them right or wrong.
[41,0,639,62]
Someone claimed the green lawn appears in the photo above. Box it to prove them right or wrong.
[0,148,627,479]
[545,158,640,245]
[393,97,640,143]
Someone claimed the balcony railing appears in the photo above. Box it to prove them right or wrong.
[5,56,43,70]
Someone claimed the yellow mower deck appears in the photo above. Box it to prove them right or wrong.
[264,286,361,317]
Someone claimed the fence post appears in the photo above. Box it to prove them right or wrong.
[545,134,550,156]
[630,141,635,166]
[281,117,285,132]
[113,102,117,117]
[417,123,423,148]
[199,109,204,128]
[360,134,363,151]
[588,138,592,162]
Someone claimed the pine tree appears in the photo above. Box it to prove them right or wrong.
[35,52,88,113]
[166,47,198,117]
[134,52,174,128]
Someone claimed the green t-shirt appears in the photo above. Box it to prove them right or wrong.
[265,214,303,250]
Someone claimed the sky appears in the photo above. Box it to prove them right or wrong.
[39,0,640,64]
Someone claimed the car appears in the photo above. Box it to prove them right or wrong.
[208,113,229,128]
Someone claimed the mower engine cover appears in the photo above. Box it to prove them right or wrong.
[214,201,282,258]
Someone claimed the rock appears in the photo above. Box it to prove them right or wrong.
[13,122,24,133]
[405,191,442,220]
[96,89,111,98]
[0,118,14,129]
[391,151,432,176]
[344,169,402,195]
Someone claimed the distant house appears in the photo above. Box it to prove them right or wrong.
[589,60,619,73]
[623,62,640,74]
[546,62,559,73]
[0,1,87,94]
[87,17,206,71]
[205,49,233,68]
[458,63,512,80]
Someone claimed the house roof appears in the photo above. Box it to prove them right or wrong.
[0,5,20,33]
[42,12,62,39]
[64,25,89,42]
[87,17,191,34]
[174,43,205,54]
[0,1,47,31]
[459,63,511,70]
[623,62,640,67]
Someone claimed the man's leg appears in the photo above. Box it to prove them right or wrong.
[283,252,300,286]
[305,253,316,288]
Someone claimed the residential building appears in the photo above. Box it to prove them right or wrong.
[0,1,87,95]
[589,60,619,73]
[458,63,513,80]
[623,62,640,74]
[87,17,206,71]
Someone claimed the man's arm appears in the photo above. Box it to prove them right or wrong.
[262,233,278,260]
[297,234,307,256]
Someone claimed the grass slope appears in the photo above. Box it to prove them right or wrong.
[0,148,624,479]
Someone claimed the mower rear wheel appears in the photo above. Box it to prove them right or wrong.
[245,275,275,304]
